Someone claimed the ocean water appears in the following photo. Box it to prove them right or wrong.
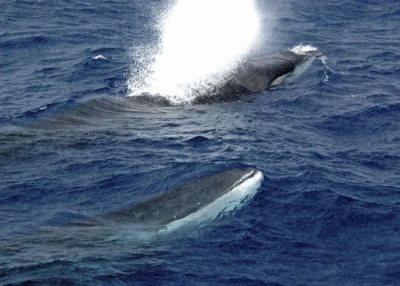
[1,0,400,285]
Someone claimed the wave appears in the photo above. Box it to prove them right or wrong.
[320,102,400,135]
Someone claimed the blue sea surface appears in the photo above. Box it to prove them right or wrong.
[1,0,400,285]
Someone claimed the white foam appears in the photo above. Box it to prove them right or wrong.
[92,55,107,60]
[290,44,319,55]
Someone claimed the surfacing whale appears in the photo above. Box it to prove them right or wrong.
[0,168,263,281]
[1,168,263,253]
[193,46,324,103]
[133,45,324,105]
[82,167,264,234]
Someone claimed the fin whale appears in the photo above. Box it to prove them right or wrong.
[3,168,263,244]
[0,168,263,263]
[234,49,323,92]
[128,45,324,105]
[0,168,263,273]
[192,46,324,103]
[81,167,263,232]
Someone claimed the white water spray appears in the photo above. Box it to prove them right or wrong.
[128,0,261,104]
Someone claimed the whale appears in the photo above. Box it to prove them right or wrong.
[192,46,325,103]
[77,167,264,234]
[0,168,263,282]
[1,168,263,254]
[235,48,324,92]
[134,46,324,104]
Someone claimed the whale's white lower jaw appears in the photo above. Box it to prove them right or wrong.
[159,170,264,234]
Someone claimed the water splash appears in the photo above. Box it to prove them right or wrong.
[128,0,261,105]
[289,44,331,83]
[290,44,320,55]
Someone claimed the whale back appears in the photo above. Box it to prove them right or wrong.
[101,168,258,225]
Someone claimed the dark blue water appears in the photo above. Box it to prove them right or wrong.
[1,0,400,285]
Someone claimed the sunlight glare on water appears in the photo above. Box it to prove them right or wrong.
[129,0,260,104]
